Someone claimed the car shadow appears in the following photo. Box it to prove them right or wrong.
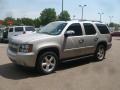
[115,38,120,40]
[0,57,100,80]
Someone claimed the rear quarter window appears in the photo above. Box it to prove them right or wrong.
[15,27,24,32]
[25,27,35,31]
[96,24,110,34]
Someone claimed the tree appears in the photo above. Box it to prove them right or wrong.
[21,18,34,26]
[14,18,22,26]
[109,22,120,31]
[109,22,114,27]
[40,8,56,25]
[58,10,70,21]
[34,18,41,28]
[3,17,15,26]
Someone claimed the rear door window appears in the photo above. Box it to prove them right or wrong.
[96,24,110,34]
[15,27,24,32]
[25,27,35,31]
[83,23,96,35]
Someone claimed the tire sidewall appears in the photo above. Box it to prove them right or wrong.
[36,52,58,74]
[95,45,106,61]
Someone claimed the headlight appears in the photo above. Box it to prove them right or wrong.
[19,44,33,53]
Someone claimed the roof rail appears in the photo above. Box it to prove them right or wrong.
[71,19,102,23]
[79,19,102,23]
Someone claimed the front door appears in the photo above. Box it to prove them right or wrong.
[62,23,85,59]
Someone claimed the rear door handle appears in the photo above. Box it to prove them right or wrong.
[94,37,99,41]
[79,39,84,43]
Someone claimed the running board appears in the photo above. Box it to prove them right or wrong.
[62,54,94,63]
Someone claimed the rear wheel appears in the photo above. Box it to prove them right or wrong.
[94,45,106,61]
[36,52,58,74]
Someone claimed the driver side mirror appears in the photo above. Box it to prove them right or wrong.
[65,30,75,37]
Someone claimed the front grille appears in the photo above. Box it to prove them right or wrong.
[9,42,19,53]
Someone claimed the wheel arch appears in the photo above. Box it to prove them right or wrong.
[35,46,60,66]
[96,41,107,50]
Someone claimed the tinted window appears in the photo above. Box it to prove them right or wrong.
[3,30,8,38]
[84,23,96,35]
[15,27,23,32]
[9,28,13,32]
[67,23,82,36]
[96,24,110,34]
[25,27,35,31]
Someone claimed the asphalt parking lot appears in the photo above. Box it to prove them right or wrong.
[0,37,120,90]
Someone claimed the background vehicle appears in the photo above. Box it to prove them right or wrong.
[8,26,35,39]
[0,28,9,43]
[111,31,120,36]
[7,20,112,74]
[0,28,3,42]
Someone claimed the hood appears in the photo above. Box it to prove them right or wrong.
[10,33,53,44]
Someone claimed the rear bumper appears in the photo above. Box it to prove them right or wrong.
[7,49,36,67]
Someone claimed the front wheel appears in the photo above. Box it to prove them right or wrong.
[36,52,58,74]
[94,45,106,61]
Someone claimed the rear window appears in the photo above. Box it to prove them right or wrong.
[25,27,35,31]
[96,24,110,34]
[15,27,24,32]
[9,28,13,32]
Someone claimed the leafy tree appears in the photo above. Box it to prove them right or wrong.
[34,18,41,28]
[109,22,120,31]
[3,17,15,26]
[58,10,70,21]
[21,18,34,26]
[14,18,23,26]
[40,8,56,25]
[109,23,114,27]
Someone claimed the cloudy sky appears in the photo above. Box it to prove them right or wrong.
[0,0,120,23]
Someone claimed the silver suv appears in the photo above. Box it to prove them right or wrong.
[7,20,112,74]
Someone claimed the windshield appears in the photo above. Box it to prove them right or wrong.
[38,22,67,35]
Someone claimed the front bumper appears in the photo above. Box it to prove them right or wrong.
[7,49,36,67]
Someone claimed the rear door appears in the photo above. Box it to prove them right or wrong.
[82,23,98,54]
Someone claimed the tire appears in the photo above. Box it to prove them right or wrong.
[94,45,106,61]
[36,52,58,74]
[0,39,3,43]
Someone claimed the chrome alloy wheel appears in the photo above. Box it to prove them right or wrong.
[97,46,105,60]
[41,55,56,73]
